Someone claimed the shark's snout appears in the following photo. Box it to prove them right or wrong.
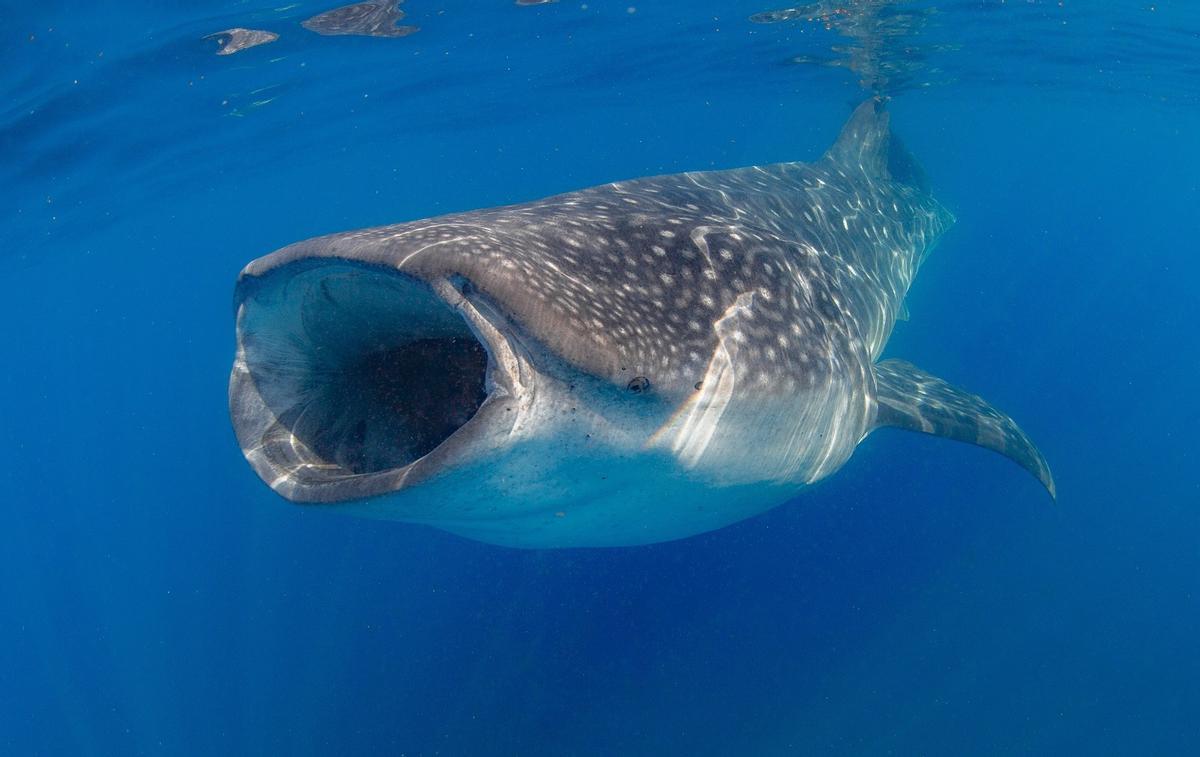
[230,259,506,503]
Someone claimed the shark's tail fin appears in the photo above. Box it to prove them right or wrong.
[823,99,931,194]
[871,359,1056,499]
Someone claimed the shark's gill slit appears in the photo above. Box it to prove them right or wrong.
[235,262,491,488]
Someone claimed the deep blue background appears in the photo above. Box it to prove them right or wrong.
[2,2,1197,754]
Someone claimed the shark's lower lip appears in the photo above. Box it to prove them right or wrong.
[229,260,499,502]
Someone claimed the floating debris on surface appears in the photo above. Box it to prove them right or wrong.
[206,28,280,55]
[301,1,418,38]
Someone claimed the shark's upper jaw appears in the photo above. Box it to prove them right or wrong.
[229,258,521,503]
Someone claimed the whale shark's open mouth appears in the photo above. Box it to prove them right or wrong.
[230,260,498,502]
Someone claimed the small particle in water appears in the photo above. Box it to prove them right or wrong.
[205,28,279,55]
[627,376,650,394]
[515,0,557,5]
[302,1,418,38]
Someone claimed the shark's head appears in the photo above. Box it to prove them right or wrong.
[229,210,810,547]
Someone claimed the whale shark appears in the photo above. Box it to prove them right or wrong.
[229,99,1053,547]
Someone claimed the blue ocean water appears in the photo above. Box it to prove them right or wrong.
[2,1,1198,753]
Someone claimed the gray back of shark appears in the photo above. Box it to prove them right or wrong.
[230,100,1053,547]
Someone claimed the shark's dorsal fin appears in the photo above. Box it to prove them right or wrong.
[824,98,892,177]
[823,99,930,193]
[871,359,1055,498]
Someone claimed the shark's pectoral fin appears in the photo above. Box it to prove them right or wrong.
[871,359,1055,498]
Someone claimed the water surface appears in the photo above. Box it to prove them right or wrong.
[2,1,1197,754]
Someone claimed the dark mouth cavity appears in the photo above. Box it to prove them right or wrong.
[238,263,490,479]
[326,337,487,473]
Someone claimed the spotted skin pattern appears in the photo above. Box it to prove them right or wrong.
[231,100,1053,546]
[301,1,418,38]
[245,102,944,402]
[206,28,279,55]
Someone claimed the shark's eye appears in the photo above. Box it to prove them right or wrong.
[455,277,475,297]
[627,376,650,394]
